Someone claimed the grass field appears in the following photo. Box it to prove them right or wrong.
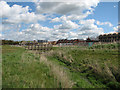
[2,44,120,88]
[0,45,2,89]
[2,45,59,88]
[49,46,120,88]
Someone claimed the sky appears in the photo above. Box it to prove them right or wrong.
[0,0,119,41]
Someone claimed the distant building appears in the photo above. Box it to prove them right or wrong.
[86,37,99,46]
[86,37,99,43]
[56,39,86,46]
[49,41,57,45]
[21,41,27,46]
[38,40,47,43]
[57,39,73,46]
[98,32,120,43]
[38,40,48,45]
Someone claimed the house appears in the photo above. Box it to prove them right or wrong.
[86,37,99,46]
[50,41,57,45]
[20,41,26,46]
[57,39,73,46]
[56,39,86,46]
[77,39,86,46]
[86,37,99,42]
[38,40,48,45]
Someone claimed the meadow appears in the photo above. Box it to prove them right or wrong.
[2,45,58,88]
[2,44,120,88]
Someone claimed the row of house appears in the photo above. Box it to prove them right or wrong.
[20,38,97,46]
[98,32,120,43]
[56,39,85,46]
[56,32,120,46]
[20,32,120,46]
[55,37,99,46]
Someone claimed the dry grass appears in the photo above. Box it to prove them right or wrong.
[24,50,74,88]
[39,52,74,88]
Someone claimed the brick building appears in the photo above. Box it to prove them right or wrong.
[56,39,86,46]
[98,32,120,43]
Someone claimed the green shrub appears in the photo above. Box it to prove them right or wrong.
[106,82,120,88]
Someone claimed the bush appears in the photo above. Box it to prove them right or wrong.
[89,43,118,50]
[106,82,120,88]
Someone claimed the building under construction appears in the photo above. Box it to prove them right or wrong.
[98,32,120,43]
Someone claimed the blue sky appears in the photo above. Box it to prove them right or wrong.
[87,2,118,25]
[0,0,119,41]
[7,2,36,12]
[88,2,118,33]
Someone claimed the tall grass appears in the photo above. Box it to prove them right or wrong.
[39,54,74,88]
[2,45,57,88]
[0,45,2,89]
[89,43,119,50]
[2,45,120,88]
[48,45,120,88]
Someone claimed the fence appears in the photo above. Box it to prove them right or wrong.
[24,44,53,52]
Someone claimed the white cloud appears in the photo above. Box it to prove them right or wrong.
[1,0,113,41]
[51,16,80,37]
[54,20,79,30]
[79,19,95,25]
[0,1,46,24]
[1,18,104,41]
[0,24,2,32]
[113,5,116,8]
[36,0,100,22]
[51,17,61,23]
[0,24,19,32]
[2,22,78,41]
[3,13,46,24]
[50,12,92,23]
[68,32,78,39]
[48,0,100,23]
[52,19,104,40]
[113,26,118,32]
[2,23,53,41]
[66,14,90,20]
[0,33,2,40]
[96,21,113,27]
[77,19,104,39]
[0,1,28,18]
[36,0,99,15]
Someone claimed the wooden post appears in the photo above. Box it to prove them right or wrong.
[41,44,42,52]
[31,45,33,50]
[30,45,31,50]
[37,45,39,50]
[28,45,29,49]
[50,44,52,50]
[38,45,41,54]
[49,44,50,50]
[47,44,48,51]
[43,44,45,52]
[29,45,30,50]
[48,44,49,50]
[44,45,46,52]
[39,45,41,51]
[31,44,34,50]
[34,45,36,50]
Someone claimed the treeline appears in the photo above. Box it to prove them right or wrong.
[1,40,21,45]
